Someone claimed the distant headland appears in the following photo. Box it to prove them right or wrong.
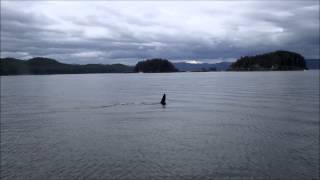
[0,57,133,75]
[0,50,317,75]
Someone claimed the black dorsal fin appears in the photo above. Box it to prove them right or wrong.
[161,94,166,105]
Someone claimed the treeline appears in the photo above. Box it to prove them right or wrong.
[0,57,133,75]
[230,50,307,71]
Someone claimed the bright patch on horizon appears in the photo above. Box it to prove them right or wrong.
[185,60,203,64]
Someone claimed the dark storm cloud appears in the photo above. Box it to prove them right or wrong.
[1,1,319,64]
[242,1,319,58]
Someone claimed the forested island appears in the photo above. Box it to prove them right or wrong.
[134,59,178,73]
[230,50,307,71]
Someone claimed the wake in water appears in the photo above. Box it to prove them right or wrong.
[74,94,167,110]
[73,101,160,110]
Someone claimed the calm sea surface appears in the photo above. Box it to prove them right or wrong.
[1,71,319,179]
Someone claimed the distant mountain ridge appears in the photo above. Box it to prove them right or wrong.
[0,57,133,75]
[173,62,232,71]
[305,59,320,69]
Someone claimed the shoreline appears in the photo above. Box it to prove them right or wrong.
[1,69,318,76]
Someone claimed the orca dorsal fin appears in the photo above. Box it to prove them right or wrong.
[161,94,166,105]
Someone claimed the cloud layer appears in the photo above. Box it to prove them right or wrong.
[1,1,319,64]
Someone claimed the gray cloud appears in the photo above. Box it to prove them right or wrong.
[1,1,319,64]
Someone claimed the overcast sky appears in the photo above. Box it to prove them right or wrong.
[1,1,319,64]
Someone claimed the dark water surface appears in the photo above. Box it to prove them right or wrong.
[1,71,319,179]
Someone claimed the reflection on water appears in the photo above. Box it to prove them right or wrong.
[1,71,319,179]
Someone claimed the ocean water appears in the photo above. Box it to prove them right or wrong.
[1,71,319,180]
